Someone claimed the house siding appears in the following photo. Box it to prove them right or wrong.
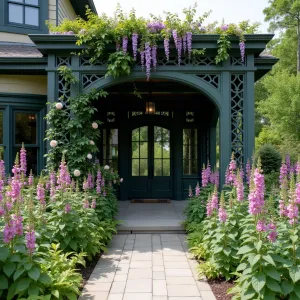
[0,32,33,44]
[49,0,57,26]
[0,75,47,95]
[58,0,77,24]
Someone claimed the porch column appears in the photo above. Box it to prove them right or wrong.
[219,71,231,187]
[244,55,255,163]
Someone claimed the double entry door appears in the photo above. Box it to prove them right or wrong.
[130,124,172,199]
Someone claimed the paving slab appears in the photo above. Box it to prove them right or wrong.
[80,233,215,300]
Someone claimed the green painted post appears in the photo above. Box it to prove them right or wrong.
[173,111,182,200]
[219,70,231,187]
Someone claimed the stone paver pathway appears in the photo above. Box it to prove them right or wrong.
[80,234,216,300]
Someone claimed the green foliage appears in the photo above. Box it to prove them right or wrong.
[45,67,108,175]
[106,51,134,78]
[215,33,231,64]
[256,144,282,174]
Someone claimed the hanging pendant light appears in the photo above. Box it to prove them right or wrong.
[145,83,155,115]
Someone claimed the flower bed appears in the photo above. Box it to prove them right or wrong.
[0,146,119,299]
[185,157,300,300]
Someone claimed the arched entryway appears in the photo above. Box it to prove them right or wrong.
[91,77,220,200]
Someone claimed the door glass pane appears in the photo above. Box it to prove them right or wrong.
[139,141,148,158]
[132,128,140,141]
[15,113,37,144]
[103,129,118,171]
[163,142,170,158]
[9,4,23,24]
[161,128,170,141]
[154,142,163,158]
[154,159,162,176]
[140,159,148,176]
[140,126,148,141]
[25,0,38,5]
[25,7,39,26]
[132,159,139,176]
[0,111,3,144]
[163,159,170,176]
[183,129,198,175]
[14,147,37,174]
[11,0,23,2]
[154,126,162,141]
[132,142,139,158]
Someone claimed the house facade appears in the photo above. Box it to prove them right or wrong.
[0,0,277,200]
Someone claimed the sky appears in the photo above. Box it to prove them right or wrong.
[94,0,271,33]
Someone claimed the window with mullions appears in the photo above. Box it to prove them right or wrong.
[102,129,119,171]
[0,111,3,159]
[8,0,39,27]
[183,129,198,175]
[14,112,38,174]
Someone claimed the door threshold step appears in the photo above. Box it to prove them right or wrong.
[118,230,186,234]
[131,199,171,203]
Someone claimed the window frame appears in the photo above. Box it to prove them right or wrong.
[0,0,49,34]
[182,128,199,176]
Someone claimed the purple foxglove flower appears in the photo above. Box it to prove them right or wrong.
[280,162,288,188]
[248,168,265,215]
[206,199,213,217]
[83,199,90,209]
[96,169,102,194]
[195,182,200,196]
[246,160,251,185]
[164,39,170,61]
[132,33,138,60]
[50,171,56,186]
[268,230,278,243]
[236,175,244,202]
[218,207,227,223]
[0,206,4,216]
[279,199,288,217]
[286,154,291,174]
[201,164,211,187]
[3,221,16,243]
[296,183,300,204]
[214,171,220,188]
[256,220,267,232]
[210,191,219,211]
[20,145,27,175]
[0,159,5,183]
[25,230,36,254]
[91,198,96,209]
[103,190,107,197]
[295,161,300,176]
[65,203,71,213]
[12,215,23,236]
[28,173,34,186]
[228,157,237,185]
[87,173,94,189]
[37,183,46,206]
[189,185,193,198]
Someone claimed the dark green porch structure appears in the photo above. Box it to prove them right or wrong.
[30,34,276,200]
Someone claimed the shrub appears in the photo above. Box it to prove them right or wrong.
[255,144,282,174]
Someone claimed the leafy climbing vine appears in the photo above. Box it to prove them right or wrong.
[48,4,259,80]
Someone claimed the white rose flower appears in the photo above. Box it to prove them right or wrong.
[90,140,95,145]
[50,140,58,147]
[120,178,123,183]
[74,169,81,177]
[87,153,93,159]
[92,122,98,129]
[104,165,110,170]
[55,102,63,110]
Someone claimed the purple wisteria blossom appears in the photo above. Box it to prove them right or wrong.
[239,41,245,63]
[147,22,165,32]
[186,32,192,60]
[140,51,145,71]
[182,35,187,53]
[122,36,128,54]
[145,42,152,81]
[164,38,170,61]
[152,45,157,70]
[220,24,229,31]
[177,37,182,65]
[172,30,178,48]
[132,33,138,60]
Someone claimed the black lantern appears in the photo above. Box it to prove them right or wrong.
[145,84,156,115]
[145,99,155,115]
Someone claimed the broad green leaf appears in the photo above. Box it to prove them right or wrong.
[0,275,8,289]
[237,263,247,272]
[237,245,254,255]
[289,266,300,283]
[28,283,39,296]
[252,273,266,293]
[289,292,300,300]
[265,267,281,281]
[294,285,300,298]
[250,254,261,266]
[3,262,16,278]
[266,277,281,293]
[38,273,52,285]
[0,247,9,262]
[7,281,17,300]
[263,254,276,266]
[241,287,256,300]
[28,267,40,281]
[24,262,33,271]
[10,254,21,262]
[52,290,59,298]
[263,289,276,300]
[13,268,25,281]
[17,278,31,292]
[281,280,294,296]
[69,240,78,251]
[255,240,262,252]
[64,292,77,300]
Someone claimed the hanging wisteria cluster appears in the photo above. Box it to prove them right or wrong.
[49,5,253,80]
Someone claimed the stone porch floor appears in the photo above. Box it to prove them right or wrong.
[117,201,187,232]
[79,233,216,300]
